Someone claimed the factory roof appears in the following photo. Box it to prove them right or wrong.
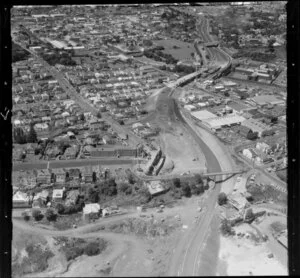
[191,110,217,120]
[252,95,284,106]
[203,114,246,128]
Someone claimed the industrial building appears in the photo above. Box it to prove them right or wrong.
[251,95,285,106]
[191,109,217,121]
[201,114,246,131]
[241,118,271,137]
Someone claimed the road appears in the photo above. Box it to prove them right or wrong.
[13,158,142,171]
[12,34,143,147]
[165,89,223,276]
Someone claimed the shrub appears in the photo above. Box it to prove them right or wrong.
[220,219,234,236]
[22,211,30,221]
[56,203,65,214]
[194,174,203,185]
[218,192,228,206]
[31,208,43,221]
[244,208,255,223]
[181,182,191,197]
[65,247,84,261]
[173,178,181,188]
[84,242,99,256]
[45,208,57,222]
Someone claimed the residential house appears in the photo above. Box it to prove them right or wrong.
[52,168,67,184]
[147,181,167,196]
[238,126,253,138]
[25,143,38,155]
[36,169,53,184]
[242,149,253,160]
[52,189,64,202]
[64,145,80,160]
[65,190,80,206]
[256,142,271,153]
[102,134,114,144]
[67,168,81,181]
[82,203,101,221]
[82,166,94,183]
[32,190,49,207]
[13,191,31,208]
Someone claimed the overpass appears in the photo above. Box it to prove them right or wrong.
[132,168,245,182]
[202,169,245,177]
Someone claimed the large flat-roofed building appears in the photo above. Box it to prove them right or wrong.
[241,118,271,137]
[251,95,285,106]
[191,110,217,121]
[202,114,246,131]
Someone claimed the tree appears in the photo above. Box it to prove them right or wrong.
[31,208,43,221]
[45,208,57,221]
[194,174,203,185]
[267,38,276,53]
[127,173,136,185]
[79,113,85,121]
[244,208,255,223]
[19,151,26,162]
[218,192,227,206]
[247,131,258,140]
[27,124,37,143]
[181,182,191,197]
[220,219,234,236]
[96,111,102,118]
[173,178,181,188]
[14,127,27,144]
[56,203,65,214]
[87,187,99,203]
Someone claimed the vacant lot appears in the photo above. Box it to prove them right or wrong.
[153,39,195,61]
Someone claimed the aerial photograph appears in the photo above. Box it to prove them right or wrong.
[11,2,287,277]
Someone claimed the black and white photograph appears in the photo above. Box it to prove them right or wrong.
[5,1,294,276]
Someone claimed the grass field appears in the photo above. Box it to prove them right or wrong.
[153,39,195,61]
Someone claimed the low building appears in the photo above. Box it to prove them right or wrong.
[67,168,81,181]
[36,169,52,184]
[82,203,101,221]
[228,192,249,211]
[242,149,253,160]
[52,189,64,202]
[82,166,94,183]
[241,119,271,137]
[191,110,217,121]
[65,190,80,206]
[147,181,167,196]
[202,115,246,131]
[52,168,67,184]
[13,191,31,208]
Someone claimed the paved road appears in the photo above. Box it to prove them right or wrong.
[12,35,143,147]
[13,158,141,171]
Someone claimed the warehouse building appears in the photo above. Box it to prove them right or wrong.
[251,95,285,107]
[191,110,217,121]
[241,118,271,137]
[202,114,246,131]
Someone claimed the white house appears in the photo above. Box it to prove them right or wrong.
[242,148,253,160]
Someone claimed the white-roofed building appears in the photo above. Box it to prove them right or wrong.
[202,115,246,131]
[52,189,64,202]
[191,109,217,121]
[82,203,101,221]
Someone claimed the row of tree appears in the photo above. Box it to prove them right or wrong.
[13,124,37,144]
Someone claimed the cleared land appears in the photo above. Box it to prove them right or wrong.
[153,39,195,61]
